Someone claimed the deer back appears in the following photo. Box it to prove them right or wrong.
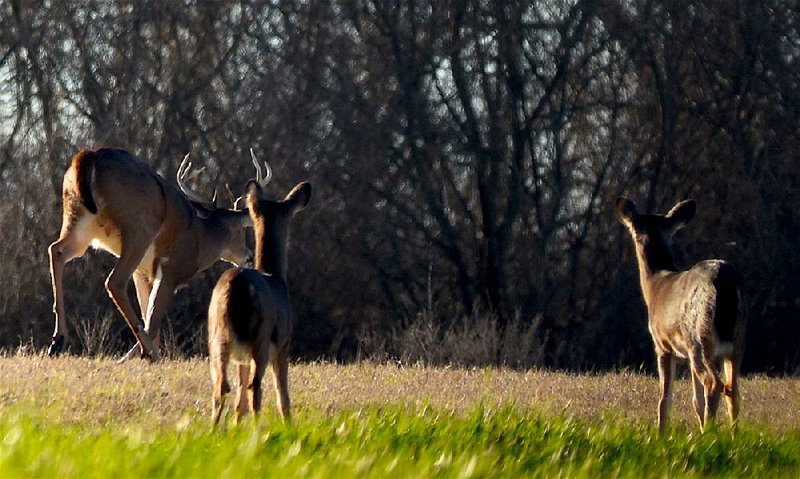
[647,260,743,357]
[65,148,250,284]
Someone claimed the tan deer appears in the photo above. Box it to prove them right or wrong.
[615,197,746,432]
[48,147,264,361]
[208,177,311,424]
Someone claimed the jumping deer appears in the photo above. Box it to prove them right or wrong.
[48,147,266,361]
[208,176,311,424]
[615,197,746,432]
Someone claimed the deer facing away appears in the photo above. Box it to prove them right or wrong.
[208,178,311,424]
[615,198,746,432]
[48,147,258,360]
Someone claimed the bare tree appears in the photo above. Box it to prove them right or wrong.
[0,0,797,372]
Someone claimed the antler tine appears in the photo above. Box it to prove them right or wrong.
[177,153,191,178]
[177,152,214,206]
[250,148,272,187]
[249,148,262,183]
[262,159,272,187]
[224,182,236,205]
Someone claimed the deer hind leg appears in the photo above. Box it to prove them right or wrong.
[656,353,675,433]
[723,357,740,425]
[104,233,159,361]
[47,226,93,356]
[251,346,269,416]
[235,361,252,422]
[690,369,705,429]
[210,343,230,425]
[702,361,722,429]
[691,348,722,431]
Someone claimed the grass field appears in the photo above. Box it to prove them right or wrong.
[1,353,798,477]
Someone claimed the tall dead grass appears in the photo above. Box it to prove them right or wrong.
[359,311,545,368]
[53,313,207,360]
[1,353,797,432]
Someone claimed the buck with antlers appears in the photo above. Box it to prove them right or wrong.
[615,197,746,432]
[208,175,311,424]
[48,147,270,361]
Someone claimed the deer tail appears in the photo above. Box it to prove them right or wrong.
[72,150,98,214]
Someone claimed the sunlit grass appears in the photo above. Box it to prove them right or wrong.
[2,404,798,478]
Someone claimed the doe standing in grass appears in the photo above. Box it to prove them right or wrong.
[615,197,746,432]
[208,171,311,424]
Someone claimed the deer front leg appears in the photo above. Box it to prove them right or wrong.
[141,267,175,358]
[106,273,158,361]
[119,272,153,362]
[104,239,160,361]
[656,352,675,433]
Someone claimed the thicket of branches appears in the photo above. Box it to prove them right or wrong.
[1,0,797,373]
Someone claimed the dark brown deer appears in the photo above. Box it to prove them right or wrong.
[208,177,311,424]
[615,197,746,432]
[48,147,262,361]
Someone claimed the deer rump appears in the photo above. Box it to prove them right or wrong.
[209,267,291,362]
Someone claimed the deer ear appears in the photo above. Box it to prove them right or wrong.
[284,182,312,214]
[615,197,637,225]
[665,199,696,233]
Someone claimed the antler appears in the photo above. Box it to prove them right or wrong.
[177,153,214,205]
[250,148,272,187]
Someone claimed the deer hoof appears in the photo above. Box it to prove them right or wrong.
[146,348,162,363]
[47,336,65,357]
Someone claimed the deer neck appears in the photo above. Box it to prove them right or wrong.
[199,210,249,268]
[633,240,677,311]
[254,220,288,283]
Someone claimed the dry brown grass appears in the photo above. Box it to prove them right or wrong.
[1,353,797,431]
